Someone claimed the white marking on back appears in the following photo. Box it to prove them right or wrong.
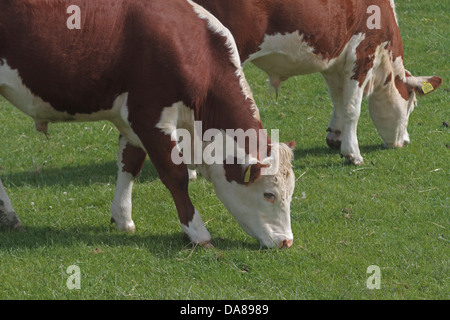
[186,0,260,120]
[388,0,399,25]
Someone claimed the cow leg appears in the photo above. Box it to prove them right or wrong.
[156,156,211,245]
[0,179,22,230]
[110,135,146,232]
[323,73,344,150]
[135,127,211,245]
[188,169,197,180]
[340,80,365,165]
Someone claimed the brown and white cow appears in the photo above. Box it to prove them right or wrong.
[0,0,295,248]
[194,0,443,165]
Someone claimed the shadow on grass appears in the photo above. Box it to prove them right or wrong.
[2,142,385,187]
[1,160,160,188]
[293,143,384,166]
[0,159,262,252]
[0,224,260,255]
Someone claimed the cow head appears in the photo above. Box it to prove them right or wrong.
[198,142,295,248]
[0,180,22,230]
[369,71,442,149]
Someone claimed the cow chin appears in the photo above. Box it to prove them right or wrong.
[234,213,294,249]
[381,127,409,149]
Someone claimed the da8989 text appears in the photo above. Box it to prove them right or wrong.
[224,304,269,315]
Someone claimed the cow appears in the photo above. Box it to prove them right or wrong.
[0,0,296,248]
[194,0,443,165]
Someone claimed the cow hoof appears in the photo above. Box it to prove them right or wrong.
[278,239,293,249]
[110,217,136,233]
[198,240,214,249]
[343,154,364,166]
[326,137,342,150]
[326,128,342,150]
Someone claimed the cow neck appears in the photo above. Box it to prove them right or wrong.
[189,78,271,163]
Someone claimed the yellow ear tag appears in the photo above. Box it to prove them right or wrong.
[244,165,252,183]
[422,81,434,94]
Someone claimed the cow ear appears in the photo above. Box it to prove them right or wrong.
[243,163,269,185]
[284,140,296,150]
[407,76,443,96]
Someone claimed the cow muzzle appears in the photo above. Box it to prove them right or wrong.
[278,239,293,249]
[384,139,409,149]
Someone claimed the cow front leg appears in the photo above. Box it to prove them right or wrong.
[136,127,211,246]
[161,168,212,246]
[323,73,344,150]
[110,135,146,232]
[340,80,365,165]
[158,160,211,245]
[0,179,22,230]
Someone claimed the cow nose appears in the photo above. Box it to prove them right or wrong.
[278,239,293,249]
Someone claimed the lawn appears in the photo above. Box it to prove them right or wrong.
[0,0,448,300]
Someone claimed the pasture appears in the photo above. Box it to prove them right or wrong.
[0,0,448,299]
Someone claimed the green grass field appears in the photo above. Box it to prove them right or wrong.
[0,0,448,300]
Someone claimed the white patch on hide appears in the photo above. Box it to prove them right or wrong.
[186,0,260,121]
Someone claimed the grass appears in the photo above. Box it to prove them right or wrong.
[0,0,448,299]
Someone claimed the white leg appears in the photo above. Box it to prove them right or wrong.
[111,170,136,232]
[181,209,212,246]
[110,135,146,232]
[0,179,22,230]
[340,80,365,165]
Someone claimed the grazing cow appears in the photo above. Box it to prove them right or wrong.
[0,0,296,248]
[194,0,443,165]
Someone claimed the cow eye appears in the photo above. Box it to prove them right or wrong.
[264,193,276,203]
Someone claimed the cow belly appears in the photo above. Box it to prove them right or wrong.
[0,60,70,122]
[247,31,337,82]
[0,60,143,149]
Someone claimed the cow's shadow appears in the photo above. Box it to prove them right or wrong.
[0,159,160,188]
[292,143,384,168]
[2,142,384,187]
[1,143,384,253]
[0,225,261,254]
[1,160,262,251]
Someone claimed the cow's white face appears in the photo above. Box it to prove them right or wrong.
[369,73,442,149]
[369,88,416,149]
[200,143,295,248]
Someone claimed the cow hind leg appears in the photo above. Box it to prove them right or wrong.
[110,135,146,232]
